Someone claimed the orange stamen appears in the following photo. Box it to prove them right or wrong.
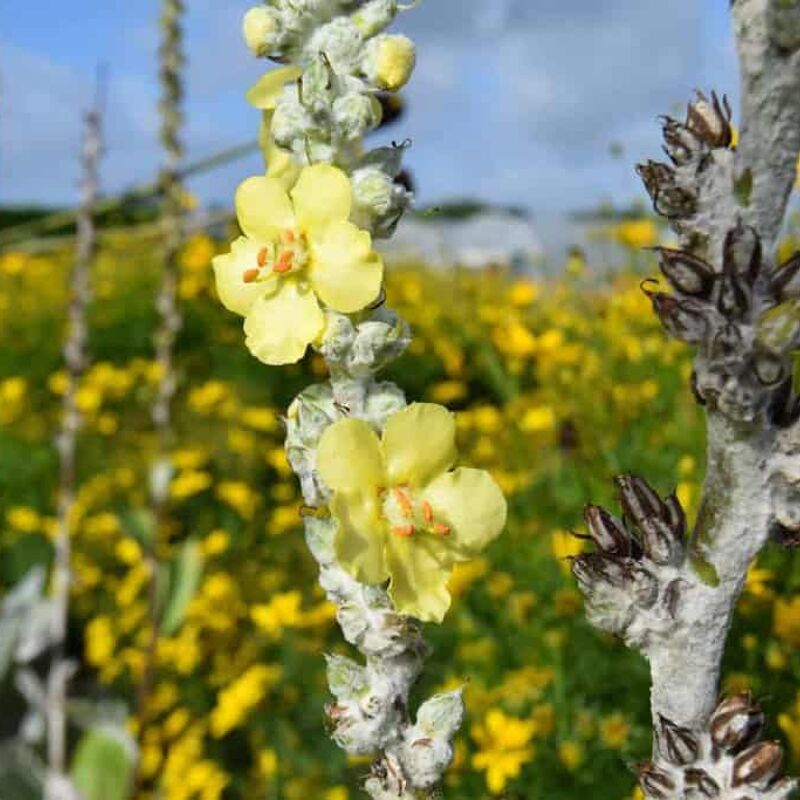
[422,501,434,523]
[432,523,451,537]
[392,524,415,538]
[242,268,259,283]
[283,229,296,243]
[257,247,269,267]
[392,488,413,518]
[273,251,293,274]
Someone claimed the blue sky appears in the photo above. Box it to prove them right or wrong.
[0,1,738,214]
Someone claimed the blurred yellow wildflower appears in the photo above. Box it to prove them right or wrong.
[773,596,800,646]
[251,591,303,638]
[558,740,585,771]
[210,664,282,738]
[600,712,631,749]
[471,708,536,794]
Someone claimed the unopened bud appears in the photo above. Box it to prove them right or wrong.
[710,693,764,751]
[732,741,783,789]
[352,166,395,217]
[333,92,382,141]
[243,6,280,57]
[366,34,416,91]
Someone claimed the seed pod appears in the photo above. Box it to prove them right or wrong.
[637,160,676,201]
[664,491,687,542]
[662,117,702,166]
[723,222,762,285]
[710,693,764,751]
[770,252,800,301]
[617,475,667,531]
[752,352,786,387]
[683,768,720,799]
[658,715,699,766]
[640,518,682,565]
[584,505,631,555]
[656,248,716,298]
[571,553,629,592]
[685,90,733,148]
[716,265,750,320]
[709,324,743,366]
[663,578,685,618]
[732,741,783,789]
[638,763,677,799]
[650,294,710,344]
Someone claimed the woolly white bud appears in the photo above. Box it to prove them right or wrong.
[364,34,416,91]
[242,6,281,57]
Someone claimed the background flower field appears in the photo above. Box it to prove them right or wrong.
[1,226,798,800]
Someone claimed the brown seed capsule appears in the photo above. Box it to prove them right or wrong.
[662,117,702,166]
[710,693,764,751]
[656,248,716,298]
[716,264,750,320]
[752,352,786,387]
[683,767,720,798]
[685,90,733,149]
[617,475,667,531]
[571,553,629,592]
[650,294,710,344]
[658,715,699,766]
[640,518,682,565]
[723,223,762,285]
[584,505,631,555]
[664,492,687,542]
[638,763,677,799]
[732,741,783,789]
[770,252,800,302]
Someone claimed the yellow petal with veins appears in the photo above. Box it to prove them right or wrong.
[422,468,507,559]
[235,176,295,242]
[316,418,386,493]
[243,278,323,365]
[212,236,269,317]
[382,403,457,487]
[331,491,388,585]
[291,164,352,234]
[309,220,383,313]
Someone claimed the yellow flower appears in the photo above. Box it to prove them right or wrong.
[773,596,800,646]
[257,748,279,779]
[209,664,281,738]
[558,740,585,771]
[778,693,800,763]
[316,403,507,622]
[599,712,630,750]
[520,405,556,434]
[213,165,383,365]
[251,591,303,638]
[471,709,536,794]
[371,35,416,91]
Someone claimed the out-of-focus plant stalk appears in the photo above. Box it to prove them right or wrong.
[45,81,104,800]
[136,0,185,780]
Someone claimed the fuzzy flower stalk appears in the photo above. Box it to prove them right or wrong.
[213,2,507,796]
[572,1,800,797]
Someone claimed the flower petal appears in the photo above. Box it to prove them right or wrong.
[316,418,386,493]
[382,403,457,487]
[235,176,295,241]
[332,491,388,585]
[246,66,303,110]
[309,220,383,313]
[421,468,507,558]
[243,278,323,365]
[212,236,268,317]
[385,534,454,623]
[291,164,352,234]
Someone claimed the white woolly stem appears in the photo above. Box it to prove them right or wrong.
[45,90,103,799]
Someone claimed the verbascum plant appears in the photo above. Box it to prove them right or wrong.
[213,2,507,797]
[572,1,800,798]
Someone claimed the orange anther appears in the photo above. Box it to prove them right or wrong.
[422,501,434,523]
[273,251,293,274]
[432,523,451,537]
[283,229,296,243]
[242,268,260,283]
[392,488,413,518]
[257,247,269,267]
[392,524,415,538]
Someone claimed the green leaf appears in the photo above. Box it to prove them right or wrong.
[118,508,156,547]
[70,729,133,800]
[690,551,720,587]
[160,539,203,636]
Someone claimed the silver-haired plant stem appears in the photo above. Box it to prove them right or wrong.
[45,84,104,800]
[574,2,800,795]
[136,0,185,779]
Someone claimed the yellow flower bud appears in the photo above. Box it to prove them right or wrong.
[370,35,416,91]
[242,6,279,57]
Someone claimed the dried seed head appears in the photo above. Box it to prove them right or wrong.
[656,248,716,298]
[649,293,710,344]
[639,518,682,565]
[638,763,677,799]
[732,741,783,789]
[584,505,631,555]
[723,223,762,286]
[710,694,764,751]
[685,90,733,149]
[683,767,721,799]
[617,475,667,530]
[658,715,699,766]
